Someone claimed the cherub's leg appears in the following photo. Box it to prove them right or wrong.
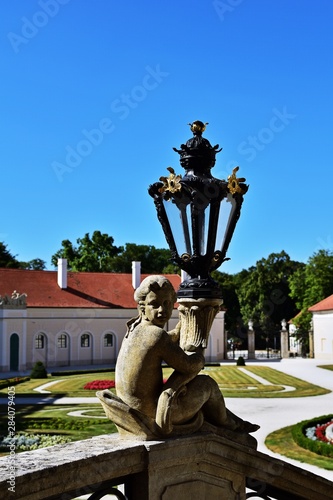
[171,375,259,433]
[170,374,224,424]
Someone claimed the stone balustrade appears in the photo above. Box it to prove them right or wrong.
[0,433,332,499]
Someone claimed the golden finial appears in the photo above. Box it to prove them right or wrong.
[188,121,209,134]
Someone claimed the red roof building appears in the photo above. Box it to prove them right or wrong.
[0,268,181,309]
[308,294,333,313]
[308,294,333,360]
[0,264,225,373]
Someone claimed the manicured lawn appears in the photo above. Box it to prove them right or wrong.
[0,403,116,456]
[204,366,330,398]
[0,366,329,398]
[0,365,331,460]
[265,425,333,471]
[0,373,116,398]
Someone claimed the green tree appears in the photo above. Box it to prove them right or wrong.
[51,231,175,274]
[234,251,302,343]
[19,258,46,270]
[212,270,242,336]
[51,231,123,272]
[0,242,20,268]
[110,243,176,274]
[289,249,333,342]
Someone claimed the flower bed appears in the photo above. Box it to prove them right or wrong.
[292,414,333,458]
[305,420,333,445]
[83,380,115,390]
[0,433,71,451]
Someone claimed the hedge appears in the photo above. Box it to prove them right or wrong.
[292,414,333,458]
[0,377,30,390]
[50,368,115,376]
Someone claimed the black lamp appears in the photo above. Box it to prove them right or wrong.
[149,121,248,299]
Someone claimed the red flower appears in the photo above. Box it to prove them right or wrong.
[314,422,333,444]
[83,380,115,390]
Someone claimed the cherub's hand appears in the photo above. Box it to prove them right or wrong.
[168,322,181,343]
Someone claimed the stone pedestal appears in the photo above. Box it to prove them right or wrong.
[247,329,255,359]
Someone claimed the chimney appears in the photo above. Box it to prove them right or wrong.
[57,258,68,289]
[132,261,141,290]
[181,269,189,282]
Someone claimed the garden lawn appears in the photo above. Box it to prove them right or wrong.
[203,366,330,398]
[0,367,329,398]
[0,403,116,456]
[0,373,116,398]
[265,425,333,471]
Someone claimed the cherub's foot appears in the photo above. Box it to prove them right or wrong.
[240,421,260,433]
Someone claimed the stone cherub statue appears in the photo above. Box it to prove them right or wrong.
[97,276,259,443]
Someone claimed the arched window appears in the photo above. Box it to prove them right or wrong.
[81,333,90,348]
[104,333,113,347]
[58,333,68,348]
[35,334,45,349]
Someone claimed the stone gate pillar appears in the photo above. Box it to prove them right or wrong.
[280,319,289,358]
[247,319,255,359]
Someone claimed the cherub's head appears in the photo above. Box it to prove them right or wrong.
[135,275,177,327]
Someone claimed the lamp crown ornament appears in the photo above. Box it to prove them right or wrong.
[149,122,248,299]
[172,120,222,175]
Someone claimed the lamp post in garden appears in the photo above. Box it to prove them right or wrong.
[149,121,248,353]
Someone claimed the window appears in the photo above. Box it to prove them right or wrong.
[104,334,113,347]
[81,333,90,348]
[58,334,67,348]
[35,334,45,349]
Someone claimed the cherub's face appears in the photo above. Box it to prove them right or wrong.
[142,288,174,327]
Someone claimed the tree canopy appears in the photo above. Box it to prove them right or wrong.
[0,242,46,270]
[288,249,333,338]
[51,231,123,272]
[0,242,20,268]
[228,251,303,348]
[109,243,176,274]
[51,231,176,274]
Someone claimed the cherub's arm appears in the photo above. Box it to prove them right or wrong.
[160,331,205,390]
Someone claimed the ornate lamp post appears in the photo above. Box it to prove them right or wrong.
[149,121,248,352]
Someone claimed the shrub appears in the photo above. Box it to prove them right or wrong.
[50,368,114,376]
[83,380,115,390]
[236,356,246,366]
[292,414,333,458]
[30,361,48,379]
[0,376,30,389]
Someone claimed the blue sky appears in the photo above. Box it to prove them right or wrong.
[1,0,333,274]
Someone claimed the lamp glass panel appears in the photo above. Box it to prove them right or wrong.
[202,205,210,255]
[216,193,237,252]
[163,198,192,256]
